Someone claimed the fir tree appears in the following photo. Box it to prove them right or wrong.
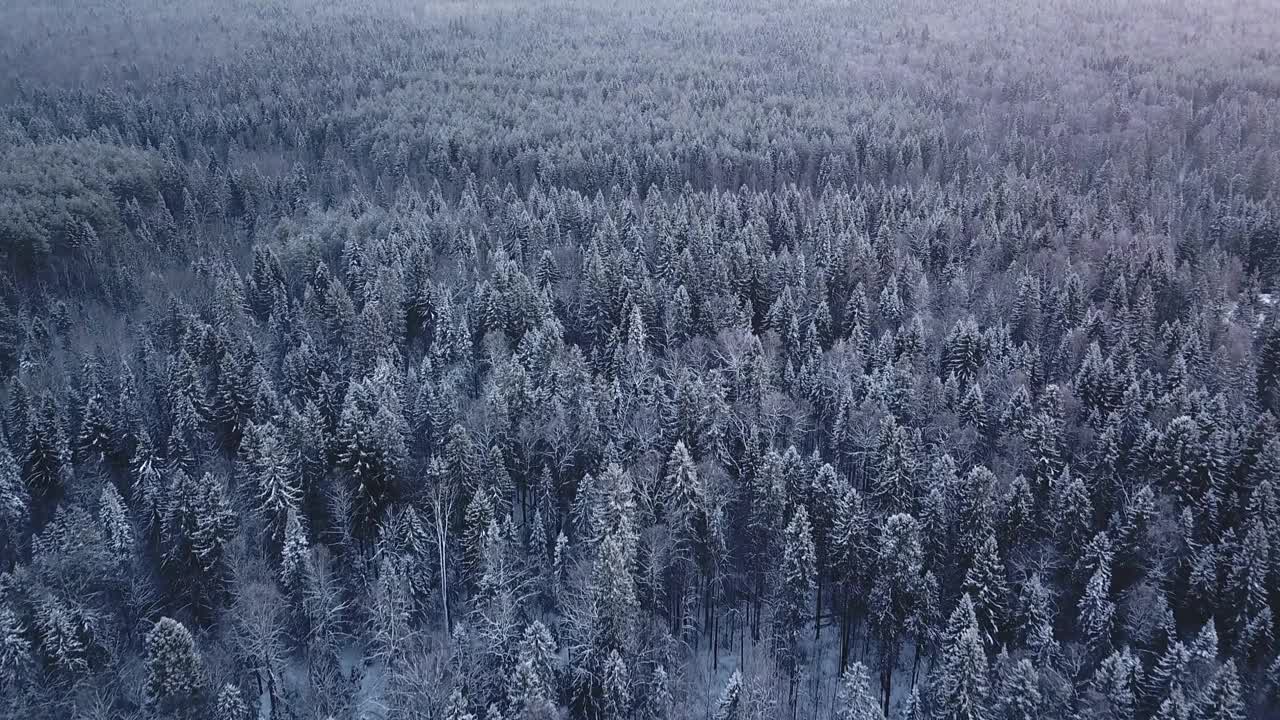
[1088,646,1142,720]
[213,683,249,720]
[240,420,301,550]
[0,437,28,565]
[445,686,479,720]
[602,648,631,719]
[98,482,133,570]
[76,379,116,467]
[963,533,1009,650]
[1198,660,1245,720]
[991,653,1041,720]
[508,620,558,719]
[713,670,743,720]
[1154,686,1192,720]
[934,594,990,720]
[774,505,816,680]
[0,604,32,691]
[145,617,206,716]
[835,662,885,720]
[163,471,237,608]
[1079,564,1116,656]
[23,394,70,527]
[279,506,311,599]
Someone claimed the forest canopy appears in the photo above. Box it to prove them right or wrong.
[0,1,1279,719]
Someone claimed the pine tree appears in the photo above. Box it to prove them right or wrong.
[869,513,930,709]
[240,420,301,550]
[774,506,816,679]
[713,670,743,720]
[213,683,249,720]
[23,394,70,527]
[835,662,885,720]
[1078,564,1115,656]
[647,665,673,720]
[934,594,990,720]
[1153,686,1192,720]
[1048,467,1094,560]
[1015,574,1056,656]
[1089,646,1142,720]
[872,417,917,513]
[1231,515,1272,629]
[445,686,479,720]
[963,533,1008,649]
[991,653,1041,720]
[663,439,703,538]
[0,437,28,564]
[464,476,499,581]
[163,471,237,607]
[145,617,206,715]
[602,648,631,719]
[212,344,257,451]
[76,378,116,467]
[131,425,166,533]
[0,604,32,691]
[508,620,558,719]
[1198,660,1245,720]
[942,316,984,384]
[167,349,210,457]
[98,482,133,570]
[336,362,408,539]
[34,599,87,677]
[1145,641,1191,717]
[535,249,560,290]
[279,506,311,599]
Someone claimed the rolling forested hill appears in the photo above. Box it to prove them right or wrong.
[1,1,1280,719]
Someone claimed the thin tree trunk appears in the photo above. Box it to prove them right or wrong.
[880,640,894,715]
[712,603,720,671]
[433,497,450,632]
[839,596,851,672]
[814,578,822,641]
[267,665,280,720]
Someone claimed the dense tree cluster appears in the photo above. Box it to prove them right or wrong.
[1,0,1279,718]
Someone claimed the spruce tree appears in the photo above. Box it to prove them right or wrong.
[991,653,1041,720]
[869,513,930,710]
[98,482,133,570]
[163,471,236,608]
[0,437,28,565]
[23,394,70,527]
[1079,564,1116,657]
[145,617,206,716]
[713,670,743,720]
[240,419,301,550]
[962,533,1009,650]
[0,604,32,691]
[213,683,249,720]
[774,505,816,680]
[1088,646,1142,720]
[602,648,631,719]
[835,662,885,720]
[1198,660,1245,720]
[279,506,311,599]
[934,594,990,720]
[507,621,558,719]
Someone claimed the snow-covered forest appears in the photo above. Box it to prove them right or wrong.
[1,0,1280,718]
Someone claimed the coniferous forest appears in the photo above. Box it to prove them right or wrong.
[2,0,1280,718]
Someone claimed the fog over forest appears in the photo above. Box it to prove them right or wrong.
[1,1,1280,719]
